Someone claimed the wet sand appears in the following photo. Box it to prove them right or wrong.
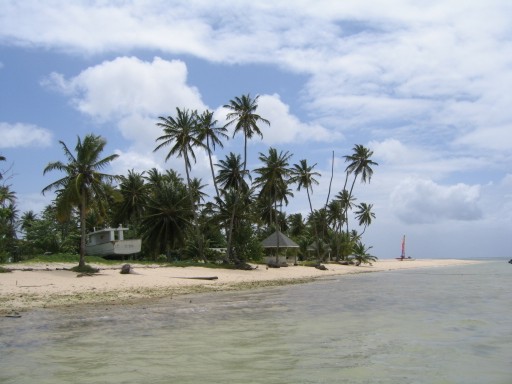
[0,259,481,314]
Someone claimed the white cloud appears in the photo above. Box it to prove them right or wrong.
[0,122,52,148]
[42,56,205,121]
[454,125,512,151]
[110,149,162,178]
[257,94,340,144]
[390,178,482,224]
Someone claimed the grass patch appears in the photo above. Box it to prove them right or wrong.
[0,266,12,273]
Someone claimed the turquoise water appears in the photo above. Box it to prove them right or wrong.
[1,261,511,383]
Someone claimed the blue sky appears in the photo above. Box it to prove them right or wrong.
[1,1,511,259]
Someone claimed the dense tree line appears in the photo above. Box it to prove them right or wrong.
[0,94,378,267]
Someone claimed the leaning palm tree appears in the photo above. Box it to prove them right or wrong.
[352,241,378,266]
[196,110,228,200]
[354,202,375,236]
[42,134,120,268]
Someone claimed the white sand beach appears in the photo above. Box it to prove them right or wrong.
[0,259,481,314]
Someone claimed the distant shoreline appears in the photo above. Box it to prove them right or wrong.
[1,259,483,314]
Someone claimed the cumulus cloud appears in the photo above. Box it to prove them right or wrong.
[42,56,205,121]
[0,122,52,148]
[390,178,482,224]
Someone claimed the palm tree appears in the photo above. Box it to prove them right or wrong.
[335,189,356,235]
[154,108,205,259]
[140,178,193,260]
[254,148,293,261]
[352,241,378,266]
[290,159,321,260]
[0,185,16,207]
[254,148,293,217]
[114,170,148,225]
[154,108,203,194]
[354,202,375,236]
[196,110,228,199]
[224,94,270,172]
[20,210,37,233]
[342,144,378,234]
[42,134,120,268]
[0,154,5,180]
[215,152,250,193]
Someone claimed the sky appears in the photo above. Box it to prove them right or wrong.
[1,0,511,260]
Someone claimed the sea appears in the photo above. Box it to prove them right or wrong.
[1,260,511,384]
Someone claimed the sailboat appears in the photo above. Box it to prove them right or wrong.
[396,235,414,260]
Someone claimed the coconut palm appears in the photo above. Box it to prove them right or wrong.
[352,241,378,266]
[0,154,5,180]
[20,210,37,234]
[224,94,270,172]
[254,148,293,230]
[155,108,207,259]
[354,202,375,236]
[196,110,229,199]
[287,213,307,239]
[290,159,321,259]
[342,144,378,234]
[140,178,193,259]
[114,170,148,225]
[145,168,166,189]
[42,134,120,268]
[0,185,16,207]
[154,108,203,193]
[215,152,250,193]
[215,152,251,264]
[188,177,208,206]
[335,189,356,234]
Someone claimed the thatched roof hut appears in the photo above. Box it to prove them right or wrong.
[261,231,299,265]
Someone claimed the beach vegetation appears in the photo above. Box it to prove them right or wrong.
[5,94,380,269]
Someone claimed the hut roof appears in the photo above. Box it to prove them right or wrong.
[261,231,299,248]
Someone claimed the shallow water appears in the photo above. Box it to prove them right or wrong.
[1,261,511,383]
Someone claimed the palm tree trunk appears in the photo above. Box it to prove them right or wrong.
[79,195,87,268]
[207,136,221,200]
[184,157,205,261]
[226,137,248,267]
[307,187,321,262]
[346,174,358,234]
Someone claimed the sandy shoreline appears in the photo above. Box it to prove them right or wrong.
[0,259,482,314]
